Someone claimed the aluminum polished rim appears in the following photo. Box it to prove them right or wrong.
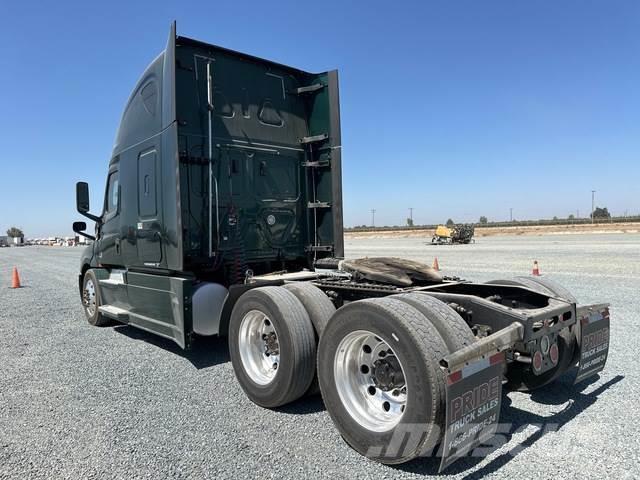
[238,310,280,385]
[334,330,408,432]
[83,278,96,316]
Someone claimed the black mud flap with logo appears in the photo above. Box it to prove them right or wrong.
[439,352,505,472]
[574,304,610,384]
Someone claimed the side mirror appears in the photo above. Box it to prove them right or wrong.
[73,220,95,241]
[75,181,100,223]
[76,182,90,213]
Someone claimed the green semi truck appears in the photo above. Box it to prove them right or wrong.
[73,23,610,470]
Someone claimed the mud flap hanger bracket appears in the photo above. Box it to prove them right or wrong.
[441,322,524,373]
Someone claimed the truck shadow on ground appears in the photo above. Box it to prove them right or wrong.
[108,324,624,471]
[113,325,230,369]
[393,372,624,478]
[276,391,326,415]
[112,324,329,412]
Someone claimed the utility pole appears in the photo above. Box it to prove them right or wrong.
[371,209,376,227]
[591,190,596,224]
[509,208,513,222]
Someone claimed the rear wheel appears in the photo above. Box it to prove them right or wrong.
[283,282,335,337]
[318,297,448,464]
[82,270,110,327]
[229,286,316,408]
[487,276,578,391]
[283,282,336,395]
[392,293,475,353]
[488,276,576,303]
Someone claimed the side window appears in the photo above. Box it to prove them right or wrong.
[105,171,120,215]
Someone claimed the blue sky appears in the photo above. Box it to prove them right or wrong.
[1,1,639,236]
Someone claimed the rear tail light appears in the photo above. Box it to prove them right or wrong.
[549,343,559,365]
[532,351,543,371]
[540,335,550,355]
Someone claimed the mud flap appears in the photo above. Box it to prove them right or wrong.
[439,352,505,472]
[574,304,610,384]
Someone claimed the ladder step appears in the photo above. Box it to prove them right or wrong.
[302,160,330,168]
[98,305,130,322]
[296,83,325,94]
[308,201,331,209]
[306,245,333,253]
[299,133,328,144]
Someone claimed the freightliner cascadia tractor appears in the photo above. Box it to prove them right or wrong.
[73,23,610,470]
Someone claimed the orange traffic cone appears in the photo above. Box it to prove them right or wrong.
[532,260,540,276]
[11,267,21,288]
[432,257,440,271]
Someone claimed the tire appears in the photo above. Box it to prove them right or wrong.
[487,276,578,391]
[228,286,316,408]
[283,282,335,337]
[508,276,581,366]
[488,276,576,303]
[391,293,475,353]
[82,269,110,327]
[317,297,448,464]
[283,282,336,395]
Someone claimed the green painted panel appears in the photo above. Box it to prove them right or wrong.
[126,272,192,348]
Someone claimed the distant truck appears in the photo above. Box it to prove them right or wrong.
[73,23,610,470]
[0,236,9,247]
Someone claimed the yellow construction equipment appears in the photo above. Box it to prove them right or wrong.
[432,224,475,244]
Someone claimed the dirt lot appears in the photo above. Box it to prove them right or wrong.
[0,236,637,479]
[346,222,640,239]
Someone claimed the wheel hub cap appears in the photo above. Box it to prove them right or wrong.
[333,330,408,432]
[372,357,405,391]
[83,279,96,316]
[263,331,279,356]
[238,310,280,385]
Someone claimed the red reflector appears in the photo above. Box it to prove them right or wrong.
[489,352,504,365]
[533,351,543,371]
[447,370,462,385]
[549,343,559,365]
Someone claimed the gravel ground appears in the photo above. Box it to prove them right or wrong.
[0,235,638,479]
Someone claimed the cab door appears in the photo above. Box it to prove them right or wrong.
[136,148,162,265]
[97,169,122,266]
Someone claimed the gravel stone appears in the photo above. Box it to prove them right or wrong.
[0,235,636,478]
